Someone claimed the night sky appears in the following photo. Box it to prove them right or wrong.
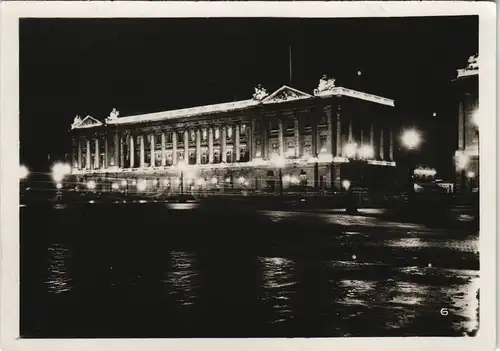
[20,16,478,179]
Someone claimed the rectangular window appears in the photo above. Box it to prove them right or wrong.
[202,128,208,141]
[227,126,233,139]
[214,129,220,140]
[213,149,220,163]
[240,124,246,136]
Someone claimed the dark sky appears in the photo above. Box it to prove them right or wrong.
[20,16,478,178]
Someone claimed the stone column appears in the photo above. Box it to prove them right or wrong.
[208,127,214,163]
[104,135,109,169]
[370,124,374,147]
[114,132,120,168]
[250,120,256,160]
[348,119,353,142]
[139,135,145,168]
[161,132,166,166]
[150,134,155,167]
[311,116,318,157]
[183,129,189,162]
[129,135,135,168]
[262,121,268,159]
[294,117,300,158]
[94,138,100,169]
[380,128,384,160]
[389,127,394,160]
[78,138,83,169]
[278,118,284,157]
[120,134,125,168]
[196,128,201,164]
[172,130,178,165]
[86,139,91,169]
[235,124,240,162]
[326,109,333,154]
[221,126,227,162]
[336,113,342,156]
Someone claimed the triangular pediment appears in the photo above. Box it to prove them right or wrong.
[261,85,313,104]
[74,115,103,129]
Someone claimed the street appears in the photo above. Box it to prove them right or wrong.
[20,203,479,338]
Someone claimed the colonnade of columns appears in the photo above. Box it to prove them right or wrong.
[73,114,394,172]
[74,123,251,170]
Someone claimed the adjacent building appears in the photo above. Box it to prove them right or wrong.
[69,75,398,194]
[453,54,479,193]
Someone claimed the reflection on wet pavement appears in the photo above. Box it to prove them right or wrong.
[21,205,479,338]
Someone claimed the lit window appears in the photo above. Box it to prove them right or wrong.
[240,124,246,136]
[202,129,207,141]
[215,129,220,140]
[227,126,233,139]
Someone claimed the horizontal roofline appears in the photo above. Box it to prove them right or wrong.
[97,86,394,127]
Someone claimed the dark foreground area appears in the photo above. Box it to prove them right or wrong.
[20,202,479,338]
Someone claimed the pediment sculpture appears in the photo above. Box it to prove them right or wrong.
[105,108,120,123]
[314,74,336,95]
[252,84,269,101]
[71,114,82,129]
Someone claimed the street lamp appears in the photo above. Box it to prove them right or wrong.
[19,165,30,181]
[271,155,286,196]
[401,128,422,150]
[401,128,422,204]
[176,160,188,195]
[51,162,72,199]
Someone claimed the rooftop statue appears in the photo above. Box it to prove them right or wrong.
[314,74,336,95]
[252,84,269,101]
[71,115,82,129]
[105,108,120,123]
[467,54,479,70]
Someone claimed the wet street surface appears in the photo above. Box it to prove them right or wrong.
[20,203,479,338]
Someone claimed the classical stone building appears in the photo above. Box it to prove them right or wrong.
[453,54,479,193]
[69,76,397,194]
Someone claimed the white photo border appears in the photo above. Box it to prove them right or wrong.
[0,2,496,351]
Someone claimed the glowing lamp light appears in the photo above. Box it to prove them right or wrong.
[238,176,246,184]
[86,180,96,190]
[56,183,63,189]
[290,176,299,185]
[271,155,286,168]
[243,180,249,186]
[283,175,291,183]
[225,177,231,183]
[342,179,351,190]
[456,153,470,171]
[136,179,147,192]
[111,183,119,190]
[51,162,72,182]
[176,160,188,171]
[358,145,374,159]
[471,109,479,128]
[211,177,218,185]
[163,179,170,186]
[466,171,476,179]
[120,180,127,187]
[343,142,357,159]
[320,146,327,153]
[152,179,158,186]
[196,178,205,186]
[255,151,262,158]
[19,165,30,180]
[401,129,422,150]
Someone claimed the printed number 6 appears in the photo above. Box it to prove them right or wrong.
[440,308,449,316]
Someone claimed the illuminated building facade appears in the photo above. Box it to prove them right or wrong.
[453,54,479,193]
[69,76,397,194]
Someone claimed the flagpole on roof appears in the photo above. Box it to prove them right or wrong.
[289,45,292,86]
